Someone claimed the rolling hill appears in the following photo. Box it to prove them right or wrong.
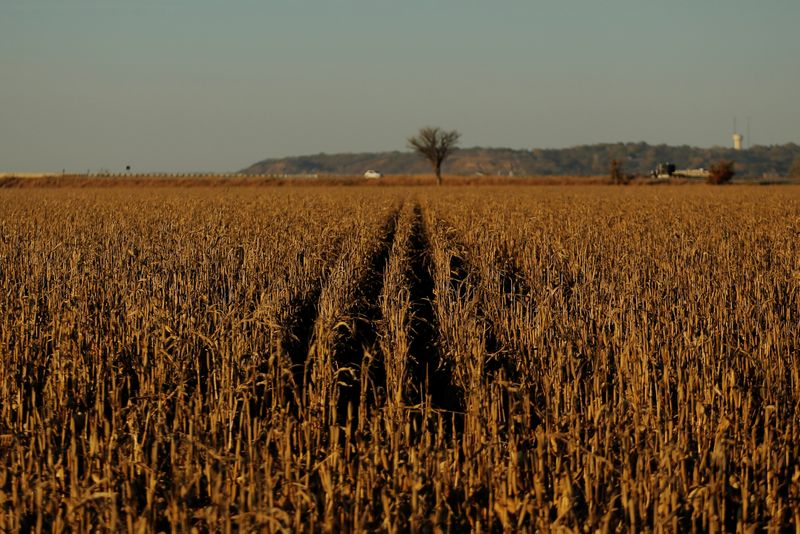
[241,142,800,178]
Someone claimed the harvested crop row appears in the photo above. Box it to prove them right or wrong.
[426,186,800,531]
[1,185,799,532]
[0,188,398,531]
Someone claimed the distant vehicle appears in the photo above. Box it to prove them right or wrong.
[363,170,383,179]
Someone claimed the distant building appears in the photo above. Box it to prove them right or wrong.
[650,163,708,180]
[652,162,676,179]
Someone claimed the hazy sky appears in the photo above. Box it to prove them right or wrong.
[1,1,798,172]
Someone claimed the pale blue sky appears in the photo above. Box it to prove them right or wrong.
[1,1,798,172]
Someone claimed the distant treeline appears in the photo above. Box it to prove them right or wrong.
[241,142,800,178]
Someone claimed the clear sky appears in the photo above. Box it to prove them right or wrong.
[1,1,798,172]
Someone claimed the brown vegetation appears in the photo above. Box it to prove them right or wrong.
[708,160,735,184]
[1,186,799,531]
[609,159,630,184]
[0,174,611,189]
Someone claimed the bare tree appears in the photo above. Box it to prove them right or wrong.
[609,159,629,184]
[789,155,800,178]
[408,127,461,185]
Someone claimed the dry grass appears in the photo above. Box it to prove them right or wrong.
[1,185,799,532]
[0,174,610,189]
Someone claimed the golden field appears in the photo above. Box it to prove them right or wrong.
[0,185,799,532]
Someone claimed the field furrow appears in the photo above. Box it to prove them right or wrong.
[329,205,399,426]
[406,203,464,417]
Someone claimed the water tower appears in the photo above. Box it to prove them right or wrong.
[733,132,743,150]
[732,118,743,150]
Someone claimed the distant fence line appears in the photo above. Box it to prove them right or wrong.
[0,172,321,179]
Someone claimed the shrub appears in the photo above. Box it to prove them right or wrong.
[708,160,735,184]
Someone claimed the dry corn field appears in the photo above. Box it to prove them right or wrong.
[1,185,799,532]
